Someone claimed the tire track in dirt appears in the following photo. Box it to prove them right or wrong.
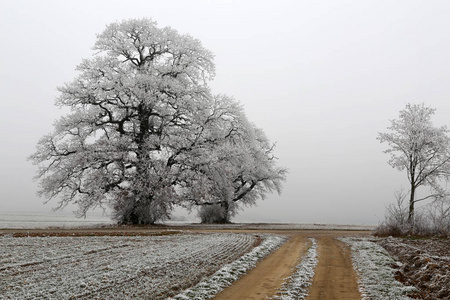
[213,234,309,300]
[306,236,361,300]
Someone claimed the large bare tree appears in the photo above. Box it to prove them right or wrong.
[378,103,450,225]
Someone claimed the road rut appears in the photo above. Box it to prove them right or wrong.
[306,236,361,299]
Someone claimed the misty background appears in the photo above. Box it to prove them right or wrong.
[2,0,450,224]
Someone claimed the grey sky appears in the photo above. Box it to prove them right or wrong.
[2,0,450,224]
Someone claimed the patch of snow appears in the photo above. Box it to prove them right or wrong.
[339,237,417,300]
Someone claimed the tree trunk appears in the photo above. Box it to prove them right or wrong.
[199,202,231,224]
[220,201,231,223]
[117,196,156,225]
[408,184,415,226]
[122,103,157,225]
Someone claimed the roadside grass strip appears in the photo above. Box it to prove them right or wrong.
[339,237,417,300]
[271,238,318,300]
[170,234,287,300]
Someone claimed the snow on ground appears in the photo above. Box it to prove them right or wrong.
[271,238,318,300]
[339,237,417,300]
[0,233,267,299]
[169,234,287,300]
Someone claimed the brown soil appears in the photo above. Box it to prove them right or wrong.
[376,237,450,299]
[0,226,370,299]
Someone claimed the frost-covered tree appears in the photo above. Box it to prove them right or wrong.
[30,18,216,224]
[30,18,286,224]
[378,103,450,225]
[180,96,287,223]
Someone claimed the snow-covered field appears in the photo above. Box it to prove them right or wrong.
[0,233,273,299]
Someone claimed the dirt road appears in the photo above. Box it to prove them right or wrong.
[214,230,367,299]
[214,234,309,300]
[306,236,361,300]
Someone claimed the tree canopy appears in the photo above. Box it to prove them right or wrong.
[30,18,286,224]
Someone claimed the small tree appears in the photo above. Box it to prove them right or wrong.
[375,189,410,236]
[378,103,450,226]
[426,197,450,236]
[194,132,287,223]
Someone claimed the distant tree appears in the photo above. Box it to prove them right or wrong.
[29,18,286,224]
[378,103,450,225]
